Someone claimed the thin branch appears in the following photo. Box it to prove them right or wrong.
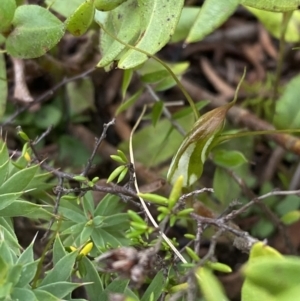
[80,118,115,177]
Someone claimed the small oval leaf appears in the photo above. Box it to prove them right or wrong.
[6,5,65,58]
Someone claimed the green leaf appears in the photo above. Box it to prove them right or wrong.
[6,5,65,59]
[16,261,39,288]
[274,74,300,129]
[95,0,128,11]
[39,251,78,286]
[38,282,83,299]
[241,242,283,301]
[107,165,126,183]
[0,200,52,219]
[33,289,60,301]
[171,7,200,42]
[195,267,229,301]
[151,101,164,127]
[81,257,104,301]
[17,238,34,264]
[276,286,300,301]
[246,8,300,42]
[242,256,300,295]
[0,223,20,255]
[167,102,233,187]
[186,0,239,43]
[141,270,164,301]
[0,192,23,211]
[0,139,9,167]
[95,0,141,68]
[67,78,95,116]
[280,210,300,225]
[213,167,241,204]
[0,53,7,119]
[66,0,95,36]
[118,0,185,69]
[11,288,36,301]
[98,279,129,301]
[7,265,22,286]
[53,235,67,266]
[0,0,16,32]
[241,0,300,12]
[34,105,62,129]
[94,194,125,216]
[0,164,38,195]
[116,88,143,115]
[121,69,133,99]
[212,149,247,168]
[45,0,85,18]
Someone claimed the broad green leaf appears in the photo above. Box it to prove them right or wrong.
[0,223,20,255]
[0,0,16,32]
[0,192,23,211]
[39,251,78,286]
[186,0,239,43]
[212,149,247,168]
[141,270,164,301]
[16,261,39,288]
[81,257,104,301]
[171,7,200,43]
[118,0,185,69]
[6,265,22,286]
[280,210,300,225]
[274,74,300,129]
[241,0,300,12]
[95,0,128,11]
[38,282,83,299]
[67,78,95,116]
[17,238,34,264]
[195,267,229,301]
[243,256,300,295]
[0,200,52,219]
[276,195,300,216]
[94,193,125,216]
[33,289,60,301]
[45,0,85,18]
[241,242,283,301]
[92,228,129,247]
[167,102,234,187]
[6,5,65,59]
[11,288,36,301]
[277,286,300,301]
[246,8,300,42]
[34,105,62,129]
[0,53,7,118]
[53,235,67,266]
[66,0,95,36]
[95,0,141,68]
[0,164,38,195]
[213,167,241,204]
